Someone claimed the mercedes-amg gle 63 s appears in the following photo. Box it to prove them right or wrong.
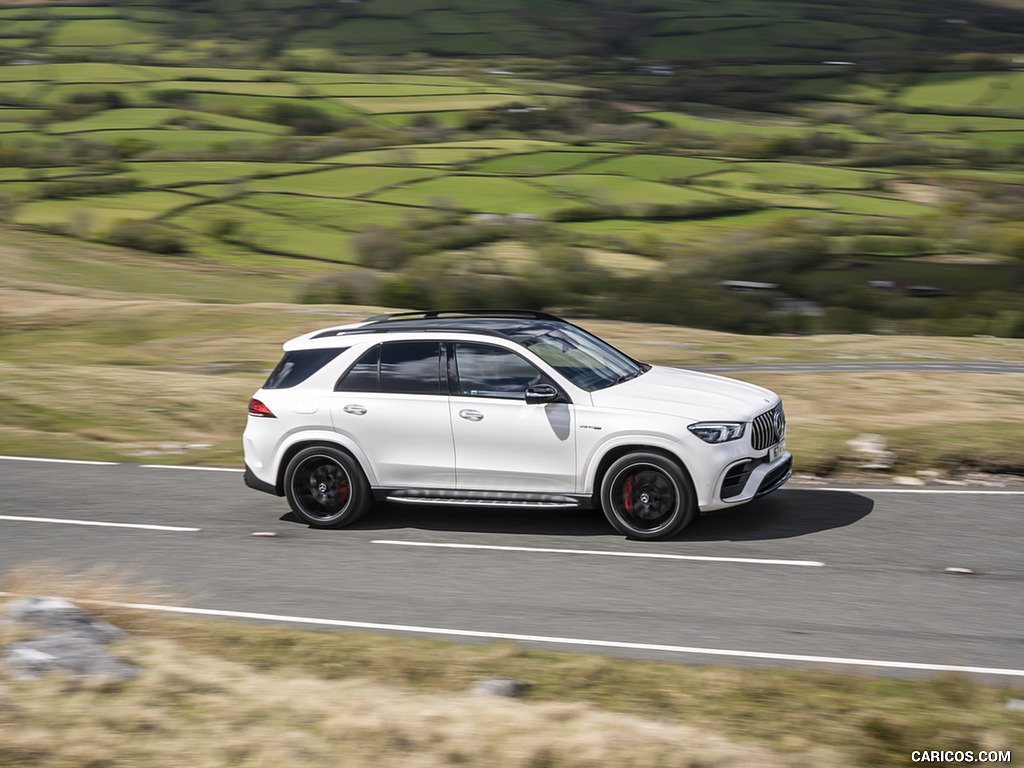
[244,310,791,540]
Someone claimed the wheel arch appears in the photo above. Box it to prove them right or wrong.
[275,438,373,495]
[590,443,695,501]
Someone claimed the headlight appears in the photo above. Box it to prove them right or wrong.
[687,422,745,443]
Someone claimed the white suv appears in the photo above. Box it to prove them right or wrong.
[243,310,791,540]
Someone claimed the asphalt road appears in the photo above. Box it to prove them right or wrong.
[1,456,1022,682]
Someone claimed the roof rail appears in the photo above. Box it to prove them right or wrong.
[313,325,512,340]
[362,308,565,323]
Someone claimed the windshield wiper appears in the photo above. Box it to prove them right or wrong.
[612,368,643,385]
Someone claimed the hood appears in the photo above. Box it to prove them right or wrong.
[589,365,778,422]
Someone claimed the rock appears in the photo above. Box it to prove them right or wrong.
[2,598,138,681]
[2,597,124,643]
[3,634,138,681]
[892,476,926,486]
[469,677,530,698]
[847,433,897,471]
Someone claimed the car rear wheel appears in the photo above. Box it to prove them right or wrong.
[600,452,696,540]
[284,446,371,528]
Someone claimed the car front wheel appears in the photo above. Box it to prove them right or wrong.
[600,452,696,540]
[284,446,371,528]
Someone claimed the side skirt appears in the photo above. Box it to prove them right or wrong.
[373,488,595,510]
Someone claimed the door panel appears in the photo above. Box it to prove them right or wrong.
[331,393,455,487]
[332,340,455,487]
[450,397,575,491]
[449,342,575,492]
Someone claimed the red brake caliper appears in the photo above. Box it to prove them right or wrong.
[622,475,634,515]
[337,482,350,505]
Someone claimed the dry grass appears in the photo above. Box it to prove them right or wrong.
[2,298,1023,472]
[1,563,1021,767]
[728,371,1024,474]
[0,637,813,768]
[0,562,188,631]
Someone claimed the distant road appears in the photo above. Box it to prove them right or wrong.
[686,362,1024,374]
[2,456,1023,683]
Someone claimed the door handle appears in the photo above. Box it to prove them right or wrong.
[342,404,367,415]
[459,409,484,422]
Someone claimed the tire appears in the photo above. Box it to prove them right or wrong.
[283,446,372,528]
[600,452,696,540]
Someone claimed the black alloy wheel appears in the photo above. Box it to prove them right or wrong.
[284,446,371,528]
[600,452,696,540]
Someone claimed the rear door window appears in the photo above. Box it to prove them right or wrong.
[335,341,443,395]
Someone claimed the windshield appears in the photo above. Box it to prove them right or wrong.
[519,326,646,392]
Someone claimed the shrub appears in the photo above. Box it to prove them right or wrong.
[103,221,190,255]
[262,102,341,135]
[354,226,406,269]
[548,204,622,222]
[37,177,139,199]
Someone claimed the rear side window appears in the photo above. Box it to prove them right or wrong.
[335,341,442,394]
[336,344,379,392]
[263,348,348,390]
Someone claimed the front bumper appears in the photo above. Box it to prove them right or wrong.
[702,450,792,511]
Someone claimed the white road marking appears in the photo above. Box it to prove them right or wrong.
[24,598,1020,679]
[814,487,1024,495]
[372,540,825,567]
[0,515,200,532]
[0,455,117,466]
[139,464,243,473]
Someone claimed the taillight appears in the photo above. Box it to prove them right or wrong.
[248,398,276,418]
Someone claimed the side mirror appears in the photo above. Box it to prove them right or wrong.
[525,384,559,404]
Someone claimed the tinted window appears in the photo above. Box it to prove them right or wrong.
[454,343,544,399]
[380,341,442,395]
[335,344,380,392]
[337,342,442,394]
[264,348,348,390]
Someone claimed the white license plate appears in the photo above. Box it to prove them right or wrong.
[769,441,786,461]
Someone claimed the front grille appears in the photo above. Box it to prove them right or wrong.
[751,402,786,451]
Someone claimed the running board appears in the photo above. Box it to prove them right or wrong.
[385,496,580,509]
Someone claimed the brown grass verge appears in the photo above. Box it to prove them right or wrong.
[1,564,1021,767]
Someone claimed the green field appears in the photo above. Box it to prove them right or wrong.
[0,4,1020,345]
[467,151,614,174]
[369,175,574,214]
[123,161,321,187]
[14,191,195,235]
[897,72,1012,109]
[46,108,292,136]
[728,163,893,189]
[240,194,417,229]
[534,174,723,207]
[49,19,157,47]
[337,93,528,114]
[582,154,730,181]
[248,166,441,197]
[167,203,355,261]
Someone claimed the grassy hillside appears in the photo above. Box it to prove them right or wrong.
[5,0,1024,61]
[1,1,1023,337]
